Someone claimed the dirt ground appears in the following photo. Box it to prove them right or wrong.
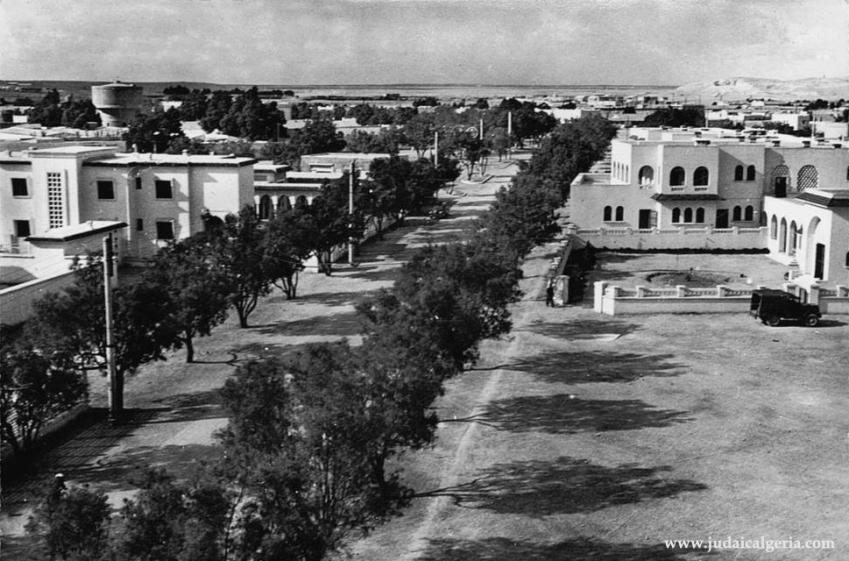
[351,248,849,561]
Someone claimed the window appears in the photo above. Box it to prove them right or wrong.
[155,179,173,199]
[155,220,175,240]
[135,176,142,190]
[693,166,709,186]
[779,218,787,252]
[615,206,624,221]
[696,207,705,223]
[136,218,144,231]
[744,205,754,221]
[638,165,654,186]
[684,208,693,223]
[11,177,28,197]
[846,166,849,181]
[13,220,30,238]
[672,207,681,223]
[845,252,849,267]
[258,195,272,220]
[788,221,798,255]
[603,205,612,221]
[47,172,65,229]
[797,165,818,191]
[97,180,115,200]
[746,165,756,181]
[734,165,744,181]
[670,166,685,186]
[732,206,741,221]
[770,215,777,239]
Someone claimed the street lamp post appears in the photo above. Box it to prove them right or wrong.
[103,234,121,422]
[348,161,355,266]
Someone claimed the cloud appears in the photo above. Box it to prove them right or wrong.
[0,0,846,84]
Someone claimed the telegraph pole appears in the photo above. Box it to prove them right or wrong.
[103,234,121,422]
[507,111,513,159]
[479,118,484,141]
[348,161,355,266]
[434,131,439,167]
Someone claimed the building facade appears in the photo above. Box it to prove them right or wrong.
[1,146,255,269]
[570,127,849,283]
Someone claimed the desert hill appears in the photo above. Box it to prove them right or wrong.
[674,76,849,102]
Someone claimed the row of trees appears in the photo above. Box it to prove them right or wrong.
[21,114,615,561]
[1,156,457,454]
[26,89,101,129]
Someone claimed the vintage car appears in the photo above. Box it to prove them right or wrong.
[749,289,821,327]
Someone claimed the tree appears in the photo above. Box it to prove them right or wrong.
[26,483,111,561]
[265,211,310,299]
[110,469,230,561]
[205,207,274,328]
[218,355,378,561]
[303,175,365,275]
[0,346,86,454]
[365,156,413,237]
[179,90,209,121]
[643,106,705,128]
[402,113,436,158]
[28,258,178,381]
[289,119,346,156]
[123,107,185,152]
[218,87,285,140]
[200,90,233,133]
[144,238,231,362]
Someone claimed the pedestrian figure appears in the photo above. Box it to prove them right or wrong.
[545,280,555,307]
[47,473,66,508]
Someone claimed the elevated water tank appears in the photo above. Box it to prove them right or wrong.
[92,81,143,126]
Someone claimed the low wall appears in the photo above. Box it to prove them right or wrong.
[594,281,849,316]
[0,269,78,326]
[574,226,766,250]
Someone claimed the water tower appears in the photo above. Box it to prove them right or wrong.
[91,81,144,126]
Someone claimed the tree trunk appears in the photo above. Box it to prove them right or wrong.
[184,332,195,363]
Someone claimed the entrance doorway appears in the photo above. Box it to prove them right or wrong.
[715,209,729,228]
[774,177,787,198]
[638,209,656,229]
[814,243,825,279]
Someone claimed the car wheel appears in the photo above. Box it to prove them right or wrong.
[765,315,781,327]
[803,314,819,327]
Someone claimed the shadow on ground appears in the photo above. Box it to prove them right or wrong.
[476,395,691,434]
[522,319,639,339]
[71,442,221,492]
[254,310,363,337]
[421,456,707,516]
[503,349,686,385]
[417,536,711,561]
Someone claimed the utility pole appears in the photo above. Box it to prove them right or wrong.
[103,234,121,422]
[348,161,355,266]
[434,131,439,167]
[507,111,512,159]
[479,118,484,141]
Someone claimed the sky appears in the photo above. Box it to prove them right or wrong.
[1,0,848,86]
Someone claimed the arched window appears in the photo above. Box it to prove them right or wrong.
[695,207,705,223]
[672,207,681,223]
[603,205,612,221]
[744,205,754,221]
[779,218,787,252]
[278,196,292,212]
[746,165,756,181]
[615,206,624,221]
[684,208,693,222]
[770,215,777,238]
[845,251,849,267]
[734,165,744,181]
[771,164,790,196]
[258,195,272,220]
[638,165,654,185]
[693,166,709,186]
[295,195,308,208]
[670,166,685,186]
[732,206,741,221]
[789,221,798,255]
[797,165,818,191]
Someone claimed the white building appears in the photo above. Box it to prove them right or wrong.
[1,145,255,276]
[570,127,849,284]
